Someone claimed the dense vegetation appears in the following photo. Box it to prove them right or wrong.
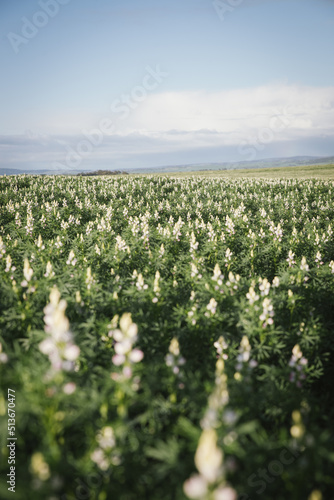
[77,170,129,176]
[1,174,334,500]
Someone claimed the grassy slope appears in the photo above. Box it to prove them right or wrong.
[156,163,334,179]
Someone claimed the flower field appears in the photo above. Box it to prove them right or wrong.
[1,173,334,500]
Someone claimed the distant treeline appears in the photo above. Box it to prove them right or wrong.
[78,170,129,176]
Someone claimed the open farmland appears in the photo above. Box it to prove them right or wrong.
[1,173,334,500]
[161,163,334,179]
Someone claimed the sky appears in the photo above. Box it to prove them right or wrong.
[1,0,334,172]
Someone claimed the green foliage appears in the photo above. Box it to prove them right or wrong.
[0,174,334,499]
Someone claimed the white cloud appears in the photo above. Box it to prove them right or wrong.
[119,85,334,144]
[1,84,334,171]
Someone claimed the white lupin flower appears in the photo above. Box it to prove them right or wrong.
[153,270,160,295]
[39,287,80,373]
[44,261,54,278]
[214,336,228,358]
[246,286,259,305]
[63,382,77,395]
[85,267,95,289]
[300,257,309,272]
[259,298,274,326]
[212,263,223,284]
[36,234,45,250]
[237,336,251,363]
[214,486,237,500]
[165,338,186,378]
[272,277,280,287]
[55,236,63,249]
[190,232,199,253]
[5,255,12,273]
[315,251,323,266]
[97,426,115,450]
[289,344,308,387]
[66,250,77,266]
[0,343,8,364]
[169,338,180,356]
[0,236,6,258]
[23,258,33,282]
[206,298,218,315]
[183,475,208,499]
[109,313,143,375]
[90,449,109,471]
[136,273,148,291]
[286,250,296,267]
[195,429,223,483]
[225,248,232,262]
[259,278,270,296]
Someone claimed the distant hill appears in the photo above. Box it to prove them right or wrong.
[77,169,129,176]
[1,155,333,176]
[0,168,28,175]
[0,168,59,176]
[131,156,334,174]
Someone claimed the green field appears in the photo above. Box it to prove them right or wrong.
[161,163,334,179]
[1,173,334,500]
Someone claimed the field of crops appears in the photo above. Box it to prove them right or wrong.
[1,173,334,500]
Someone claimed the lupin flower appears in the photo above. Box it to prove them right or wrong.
[246,286,259,305]
[159,244,165,257]
[114,235,130,255]
[205,298,218,317]
[212,263,223,285]
[190,232,199,253]
[214,336,228,360]
[225,215,235,234]
[15,212,21,228]
[55,236,63,249]
[224,248,232,266]
[258,227,266,239]
[66,250,77,266]
[0,343,8,364]
[5,255,15,273]
[25,207,34,236]
[272,276,280,287]
[237,336,251,364]
[109,313,143,378]
[39,287,80,373]
[30,452,50,481]
[21,258,33,287]
[85,267,95,289]
[329,261,334,273]
[290,410,305,439]
[235,335,257,374]
[136,273,148,291]
[36,234,45,250]
[315,251,323,267]
[184,340,237,500]
[300,257,309,272]
[0,236,6,258]
[165,338,186,377]
[44,261,55,278]
[258,278,270,296]
[152,270,160,302]
[91,426,116,471]
[286,250,296,267]
[195,429,223,483]
[259,298,274,327]
[289,344,308,388]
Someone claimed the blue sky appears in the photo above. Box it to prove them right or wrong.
[1,0,334,172]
